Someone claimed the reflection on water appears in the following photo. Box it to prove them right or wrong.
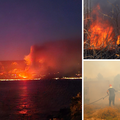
[0,80,81,119]
[19,86,29,115]
[17,82,36,116]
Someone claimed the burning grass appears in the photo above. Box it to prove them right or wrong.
[84,2,120,59]
[84,104,120,120]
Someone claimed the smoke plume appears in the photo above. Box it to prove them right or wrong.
[24,39,81,77]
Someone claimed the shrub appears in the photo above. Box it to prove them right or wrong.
[70,92,82,120]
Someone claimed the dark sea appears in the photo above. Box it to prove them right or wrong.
[0,79,81,120]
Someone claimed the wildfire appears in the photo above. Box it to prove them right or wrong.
[0,61,36,80]
[117,35,120,45]
[86,4,116,49]
[18,73,28,79]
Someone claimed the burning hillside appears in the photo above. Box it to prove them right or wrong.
[0,60,29,79]
[0,39,81,80]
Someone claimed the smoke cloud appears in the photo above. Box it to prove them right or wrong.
[84,61,120,105]
[24,39,81,77]
[91,0,120,18]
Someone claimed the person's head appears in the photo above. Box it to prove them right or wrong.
[109,84,112,88]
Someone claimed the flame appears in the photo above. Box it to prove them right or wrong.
[117,35,120,45]
[86,4,115,49]
[0,62,34,80]
[18,71,33,79]
[19,73,27,79]
[18,73,33,79]
[89,23,113,49]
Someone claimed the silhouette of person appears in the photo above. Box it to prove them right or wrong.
[107,84,117,106]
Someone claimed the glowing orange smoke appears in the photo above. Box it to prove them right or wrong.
[97,4,100,10]
[24,54,31,65]
[87,4,114,49]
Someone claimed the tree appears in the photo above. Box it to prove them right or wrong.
[70,92,82,120]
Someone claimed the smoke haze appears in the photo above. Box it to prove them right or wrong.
[84,61,120,105]
[24,39,81,76]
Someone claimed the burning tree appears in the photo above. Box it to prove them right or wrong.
[84,0,120,59]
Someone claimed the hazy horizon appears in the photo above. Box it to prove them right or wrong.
[84,61,120,81]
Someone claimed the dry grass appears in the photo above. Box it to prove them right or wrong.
[96,107,118,120]
[84,104,120,120]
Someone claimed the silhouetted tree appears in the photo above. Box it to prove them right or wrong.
[70,92,82,120]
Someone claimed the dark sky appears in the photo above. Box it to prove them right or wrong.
[0,0,81,60]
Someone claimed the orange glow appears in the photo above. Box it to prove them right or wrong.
[24,55,31,65]
[12,62,18,65]
[0,59,42,80]
[117,35,120,45]
[0,73,3,75]
[97,4,100,10]
[19,74,27,79]
[89,22,113,49]
[38,59,44,63]
[87,4,115,49]
[18,72,33,79]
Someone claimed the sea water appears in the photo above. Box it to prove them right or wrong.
[0,79,81,120]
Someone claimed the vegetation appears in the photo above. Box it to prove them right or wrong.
[84,104,120,120]
[70,92,82,120]
[47,92,82,120]
[84,0,120,59]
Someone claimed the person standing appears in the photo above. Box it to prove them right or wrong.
[107,84,117,106]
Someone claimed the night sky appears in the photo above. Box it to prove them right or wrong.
[0,0,81,61]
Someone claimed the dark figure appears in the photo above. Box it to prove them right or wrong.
[107,84,117,106]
